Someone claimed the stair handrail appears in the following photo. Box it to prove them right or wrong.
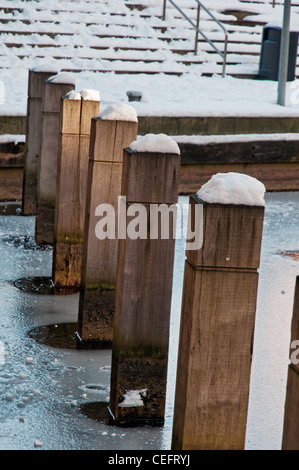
[162,0,228,77]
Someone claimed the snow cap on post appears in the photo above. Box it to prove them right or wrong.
[96,103,137,122]
[197,172,266,206]
[46,72,77,86]
[129,133,181,155]
[80,89,100,101]
[64,90,81,100]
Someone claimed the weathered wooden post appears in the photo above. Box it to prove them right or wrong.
[22,67,58,215]
[172,172,265,450]
[109,134,181,426]
[53,89,100,287]
[77,104,138,345]
[35,73,75,245]
[282,276,299,450]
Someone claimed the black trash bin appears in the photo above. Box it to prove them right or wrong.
[258,25,299,81]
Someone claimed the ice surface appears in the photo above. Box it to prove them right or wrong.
[129,133,180,154]
[197,172,266,206]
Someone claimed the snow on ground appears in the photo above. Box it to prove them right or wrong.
[2,69,299,119]
[1,0,299,119]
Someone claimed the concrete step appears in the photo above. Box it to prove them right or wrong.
[2,131,299,198]
[0,0,295,81]
[5,114,299,138]
[173,133,299,164]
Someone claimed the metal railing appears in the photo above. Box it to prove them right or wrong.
[162,0,228,77]
[273,0,276,7]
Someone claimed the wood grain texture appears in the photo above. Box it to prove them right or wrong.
[172,196,264,450]
[109,149,180,424]
[59,98,81,135]
[0,168,23,201]
[179,163,299,194]
[172,263,259,450]
[80,100,100,136]
[289,276,299,370]
[36,81,74,245]
[23,70,54,215]
[55,98,81,237]
[91,119,138,163]
[282,365,299,450]
[179,139,299,165]
[122,148,180,204]
[38,81,73,205]
[82,160,123,286]
[78,118,138,342]
[187,195,265,270]
[53,98,100,287]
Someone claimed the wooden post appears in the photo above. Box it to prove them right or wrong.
[109,141,181,426]
[77,109,138,345]
[53,93,100,287]
[22,68,57,215]
[282,276,299,450]
[35,75,75,245]
[172,191,265,449]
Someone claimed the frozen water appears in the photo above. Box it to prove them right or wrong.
[0,193,298,450]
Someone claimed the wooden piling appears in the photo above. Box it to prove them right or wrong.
[35,76,74,245]
[109,144,181,426]
[77,115,138,345]
[282,276,299,450]
[53,95,100,287]
[22,68,57,215]
[171,193,265,450]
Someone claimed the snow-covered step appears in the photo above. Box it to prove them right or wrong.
[0,0,297,86]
